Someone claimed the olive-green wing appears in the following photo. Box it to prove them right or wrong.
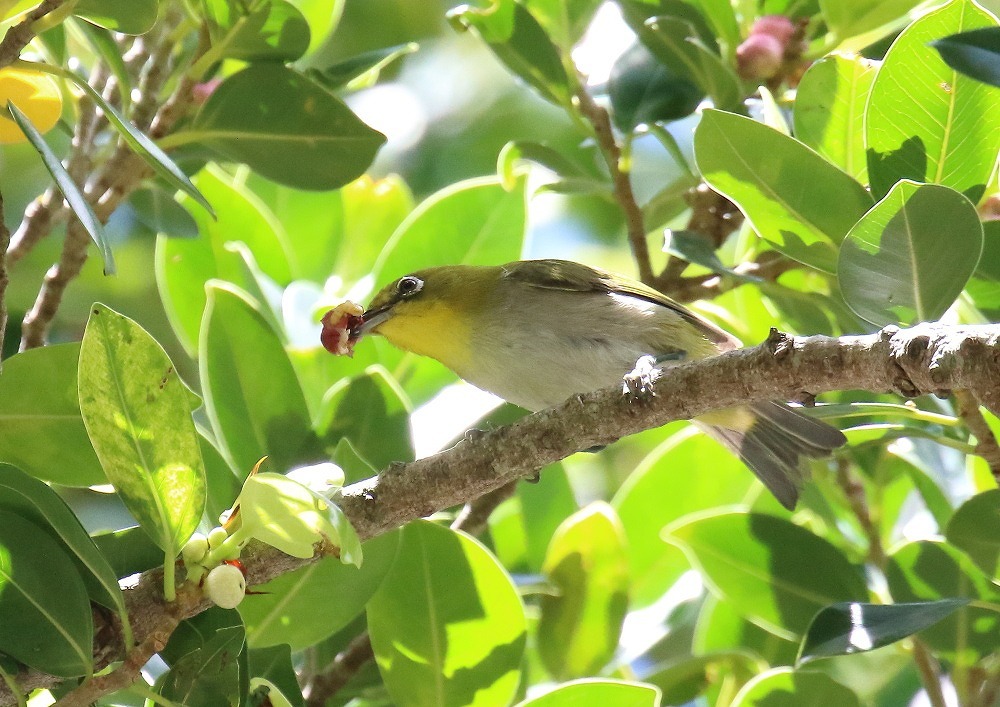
[501,259,739,349]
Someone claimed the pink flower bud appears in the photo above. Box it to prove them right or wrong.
[736,34,784,80]
[192,78,222,105]
[751,15,797,45]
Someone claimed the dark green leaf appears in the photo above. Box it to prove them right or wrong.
[248,645,303,707]
[317,367,413,470]
[838,180,983,326]
[7,101,115,275]
[663,230,739,275]
[160,625,246,707]
[200,284,320,474]
[367,521,526,707]
[665,511,869,639]
[130,188,199,238]
[69,19,132,110]
[945,488,1000,578]
[643,16,740,112]
[522,0,603,49]
[240,530,399,651]
[934,26,1000,88]
[187,64,385,190]
[78,304,206,558]
[0,343,104,486]
[609,42,704,130]
[798,600,970,663]
[0,463,125,620]
[885,540,1000,660]
[538,503,629,679]
[308,43,419,90]
[865,0,1000,201]
[203,0,311,62]
[75,0,158,34]
[695,109,872,273]
[448,1,572,106]
[0,510,93,677]
[92,525,162,579]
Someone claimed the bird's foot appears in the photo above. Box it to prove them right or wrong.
[623,354,661,402]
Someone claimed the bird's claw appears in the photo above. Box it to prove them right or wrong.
[623,354,661,403]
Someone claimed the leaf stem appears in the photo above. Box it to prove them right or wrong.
[953,389,1000,483]
[163,549,176,602]
[0,188,9,366]
[911,638,948,707]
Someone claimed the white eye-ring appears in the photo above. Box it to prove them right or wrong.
[397,276,423,297]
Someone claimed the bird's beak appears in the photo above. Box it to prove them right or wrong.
[350,305,393,340]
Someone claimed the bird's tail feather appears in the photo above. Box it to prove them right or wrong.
[696,401,846,510]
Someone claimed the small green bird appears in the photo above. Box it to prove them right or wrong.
[325,259,846,509]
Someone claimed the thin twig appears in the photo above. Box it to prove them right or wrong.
[911,638,948,707]
[664,250,799,304]
[51,585,201,707]
[953,389,1000,483]
[835,458,886,567]
[573,85,654,285]
[0,0,68,70]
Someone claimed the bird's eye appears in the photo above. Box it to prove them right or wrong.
[396,276,423,297]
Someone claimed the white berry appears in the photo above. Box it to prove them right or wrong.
[204,564,246,609]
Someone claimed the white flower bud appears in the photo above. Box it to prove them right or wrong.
[181,533,208,564]
[207,526,229,549]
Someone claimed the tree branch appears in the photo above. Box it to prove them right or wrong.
[953,389,1000,482]
[573,86,654,285]
[0,0,68,70]
[2,322,999,704]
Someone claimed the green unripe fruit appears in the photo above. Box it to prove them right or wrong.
[608,42,705,130]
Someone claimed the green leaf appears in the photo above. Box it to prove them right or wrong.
[695,594,799,668]
[609,42,704,130]
[130,188,199,239]
[92,525,163,579]
[375,175,527,283]
[521,0,603,49]
[664,511,869,640]
[69,19,132,111]
[0,463,126,624]
[75,0,158,34]
[518,463,578,572]
[7,101,115,275]
[885,540,1000,660]
[538,503,629,679]
[448,1,572,106]
[946,489,1000,578]
[308,43,419,91]
[838,180,983,326]
[865,0,1000,201]
[643,16,741,112]
[50,66,215,218]
[186,64,385,190]
[644,652,764,705]
[0,510,93,678]
[248,645,302,707]
[200,284,320,474]
[695,109,873,273]
[241,530,399,650]
[820,0,923,48]
[367,520,526,707]
[160,624,246,707]
[156,168,292,355]
[203,0,311,62]
[613,428,755,608]
[317,366,413,470]
[231,472,361,563]
[934,26,1000,89]
[793,54,876,183]
[0,343,104,486]
[516,679,661,707]
[78,304,206,559]
[797,599,970,663]
[732,667,860,706]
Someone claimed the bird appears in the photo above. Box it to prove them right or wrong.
[323,258,846,509]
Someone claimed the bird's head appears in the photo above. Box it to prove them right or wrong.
[331,265,499,368]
